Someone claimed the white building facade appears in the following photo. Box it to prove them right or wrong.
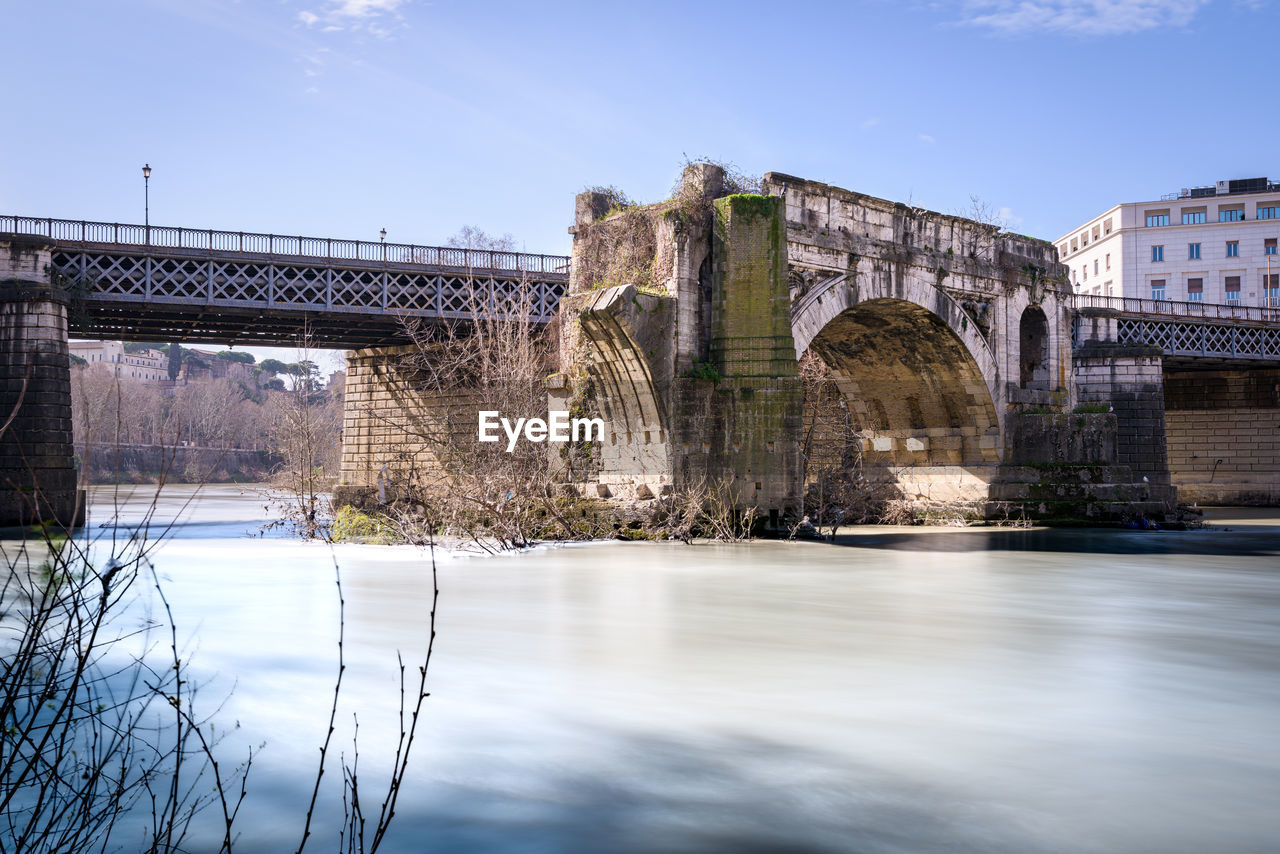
[1057,177,1280,307]
[70,340,169,382]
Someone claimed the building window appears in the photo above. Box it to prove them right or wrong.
[1188,243,1201,260]
[1264,273,1280,307]
[1093,260,1099,275]
[1226,241,1239,258]
[1262,273,1279,307]
[1259,206,1279,220]
[1105,253,1111,270]
[1219,209,1245,223]
[1104,218,1113,235]
[1082,267,1088,282]
[1182,210,1206,225]
[1225,275,1241,305]
[1187,278,1203,302]
[1152,245,1164,262]
[1092,226,1100,240]
[1151,279,1167,301]
[1146,212,1170,227]
[1267,238,1278,256]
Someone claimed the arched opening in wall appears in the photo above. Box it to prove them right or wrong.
[803,298,1000,508]
[1019,306,1050,390]
[574,309,669,499]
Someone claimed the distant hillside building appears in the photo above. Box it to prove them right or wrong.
[179,349,257,384]
[69,341,168,382]
[1057,176,1280,306]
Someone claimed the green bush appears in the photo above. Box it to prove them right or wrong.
[330,505,400,544]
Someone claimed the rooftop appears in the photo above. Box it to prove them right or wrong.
[1161,177,1279,201]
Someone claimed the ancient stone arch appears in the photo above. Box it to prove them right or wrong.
[791,271,1003,469]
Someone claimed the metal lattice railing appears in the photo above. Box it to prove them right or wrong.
[50,249,567,321]
[1072,315,1280,361]
[2,214,570,275]
[1112,318,1280,360]
[1072,293,1280,323]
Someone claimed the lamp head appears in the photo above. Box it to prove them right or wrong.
[142,163,151,179]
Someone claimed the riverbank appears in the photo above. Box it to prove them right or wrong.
[77,444,280,484]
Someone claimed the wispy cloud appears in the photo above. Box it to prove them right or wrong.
[296,0,409,37]
[957,0,1210,35]
[860,116,881,129]
[918,133,936,144]
[998,206,1023,228]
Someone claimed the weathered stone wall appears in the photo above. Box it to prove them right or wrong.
[675,194,801,511]
[563,168,802,514]
[1,236,83,527]
[340,345,459,493]
[1164,368,1280,505]
[1072,343,1175,508]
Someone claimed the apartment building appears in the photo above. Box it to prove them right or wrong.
[69,340,169,382]
[1057,177,1280,306]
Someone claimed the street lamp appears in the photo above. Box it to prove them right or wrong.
[142,163,151,243]
[379,228,386,243]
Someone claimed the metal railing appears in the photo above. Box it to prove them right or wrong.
[1072,293,1280,323]
[1,215,571,275]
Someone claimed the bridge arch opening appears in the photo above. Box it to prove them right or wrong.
[1019,306,1050,390]
[803,298,1001,502]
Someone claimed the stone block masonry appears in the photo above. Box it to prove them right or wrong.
[1,235,83,527]
[695,195,802,511]
[1165,368,1280,505]
[1072,342,1175,509]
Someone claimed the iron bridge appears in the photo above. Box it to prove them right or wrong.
[2,216,571,348]
[1072,295,1280,366]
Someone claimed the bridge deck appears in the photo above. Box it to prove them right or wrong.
[3,216,570,348]
[1072,294,1280,365]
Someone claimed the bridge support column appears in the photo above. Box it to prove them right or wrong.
[1073,341,1175,510]
[677,193,801,514]
[0,236,83,528]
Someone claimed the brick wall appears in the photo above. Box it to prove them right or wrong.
[1165,368,1280,505]
[1,237,82,526]
[1072,344,1174,507]
[340,345,476,492]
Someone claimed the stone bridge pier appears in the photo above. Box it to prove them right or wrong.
[1,236,82,528]
[558,167,1174,521]
[559,166,802,520]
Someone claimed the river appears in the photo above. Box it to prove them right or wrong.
[31,486,1280,851]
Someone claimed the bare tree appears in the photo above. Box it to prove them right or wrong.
[444,226,517,253]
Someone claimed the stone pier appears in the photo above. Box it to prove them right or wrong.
[1,235,83,528]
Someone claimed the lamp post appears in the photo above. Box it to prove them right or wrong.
[142,163,151,244]
[380,227,386,261]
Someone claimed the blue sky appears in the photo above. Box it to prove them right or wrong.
[4,0,1276,364]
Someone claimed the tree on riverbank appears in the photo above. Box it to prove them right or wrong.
[69,365,343,485]
[1,485,437,852]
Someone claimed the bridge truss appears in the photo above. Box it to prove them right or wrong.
[4,216,570,348]
[1072,295,1280,365]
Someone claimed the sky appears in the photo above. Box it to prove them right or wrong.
[4,0,1276,366]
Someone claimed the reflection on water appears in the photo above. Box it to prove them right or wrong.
[54,489,1280,850]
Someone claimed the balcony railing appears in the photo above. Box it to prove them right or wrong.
[1072,293,1280,322]
[1,215,571,276]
